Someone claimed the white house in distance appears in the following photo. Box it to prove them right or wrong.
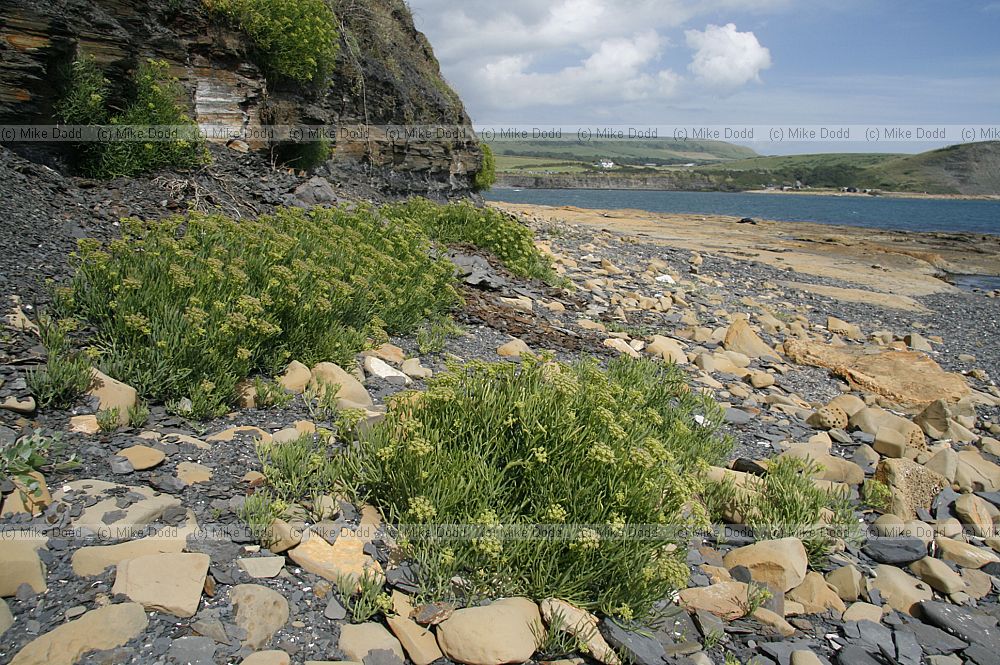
[598,159,615,169]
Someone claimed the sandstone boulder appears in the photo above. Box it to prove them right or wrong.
[9,603,147,665]
[723,538,808,593]
[435,597,542,665]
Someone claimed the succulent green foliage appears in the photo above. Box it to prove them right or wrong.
[337,355,731,618]
[204,0,340,83]
[384,199,556,283]
[474,142,497,191]
[57,58,206,178]
[61,205,458,418]
[27,317,94,409]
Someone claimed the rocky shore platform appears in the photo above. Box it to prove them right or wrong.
[1,162,999,665]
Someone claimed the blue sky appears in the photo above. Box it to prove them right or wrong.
[407,0,1000,154]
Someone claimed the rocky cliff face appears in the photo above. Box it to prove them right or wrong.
[0,0,482,194]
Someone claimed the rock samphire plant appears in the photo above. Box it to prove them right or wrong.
[60,205,458,418]
[337,354,732,619]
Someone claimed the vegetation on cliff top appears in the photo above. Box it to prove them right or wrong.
[204,0,340,84]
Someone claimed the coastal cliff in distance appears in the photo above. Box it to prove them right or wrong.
[0,0,483,194]
[496,141,1000,196]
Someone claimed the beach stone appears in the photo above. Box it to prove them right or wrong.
[237,557,286,579]
[869,565,932,616]
[787,571,846,614]
[288,531,383,588]
[919,601,1000,651]
[166,636,216,665]
[874,427,907,458]
[280,361,313,393]
[723,538,808,592]
[401,358,432,380]
[790,650,824,665]
[242,651,291,665]
[387,615,443,665]
[231,584,290,650]
[72,527,193,576]
[752,607,795,637]
[956,449,1000,491]
[601,617,667,665]
[843,602,883,623]
[924,448,959,483]
[263,519,302,553]
[69,414,100,434]
[117,445,165,470]
[916,400,977,442]
[540,598,620,665]
[827,317,862,339]
[956,494,994,537]
[909,557,966,594]
[863,536,926,565]
[364,356,412,386]
[497,339,532,359]
[176,461,213,485]
[826,565,864,601]
[8,602,148,665]
[0,540,46,596]
[310,362,373,409]
[808,406,849,431]
[604,338,641,358]
[679,581,751,619]
[339,623,405,662]
[0,396,35,414]
[1,471,51,517]
[435,597,542,665]
[828,394,866,418]
[647,336,688,365]
[935,537,1000,568]
[86,368,136,426]
[372,343,406,365]
[960,568,991,599]
[112,552,209,618]
[724,319,778,359]
[874,458,947,519]
[0,599,12,635]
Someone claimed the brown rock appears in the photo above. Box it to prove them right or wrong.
[0,540,47,596]
[9,602,148,665]
[955,494,994,537]
[231,584,290,650]
[873,458,947,520]
[842,602,883,623]
[497,339,532,359]
[1,472,51,517]
[339,622,405,662]
[117,445,165,470]
[678,581,753,619]
[539,599,620,665]
[646,336,688,365]
[825,565,864,602]
[435,597,543,665]
[724,319,778,359]
[869,565,932,616]
[783,340,969,407]
[387,615,444,665]
[112,552,209,618]
[753,607,795,637]
[279,360,312,393]
[723,538,808,593]
[176,461,213,485]
[86,369,136,426]
[936,537,1000,568]
[242,652,291,665]
[287,531,383,589]
[787,572,846,614]
[309,362,373,409]
[72,527,193,576]
[909,557,966,594]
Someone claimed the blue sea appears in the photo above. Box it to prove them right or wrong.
[486,188,1000,236]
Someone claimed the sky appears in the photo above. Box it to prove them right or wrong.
[406,0,1000,154]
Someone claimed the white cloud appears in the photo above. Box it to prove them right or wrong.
[478,31,679,108]
[685,23,772,89]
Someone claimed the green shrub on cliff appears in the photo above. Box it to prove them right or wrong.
[57,58,206,178]
[204,0,340,83]
[384,199,556,283]
[474,142,497,191]
[60,206,458,417]
[332,354,729,616]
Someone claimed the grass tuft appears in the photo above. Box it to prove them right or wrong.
[27,318,94,409]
